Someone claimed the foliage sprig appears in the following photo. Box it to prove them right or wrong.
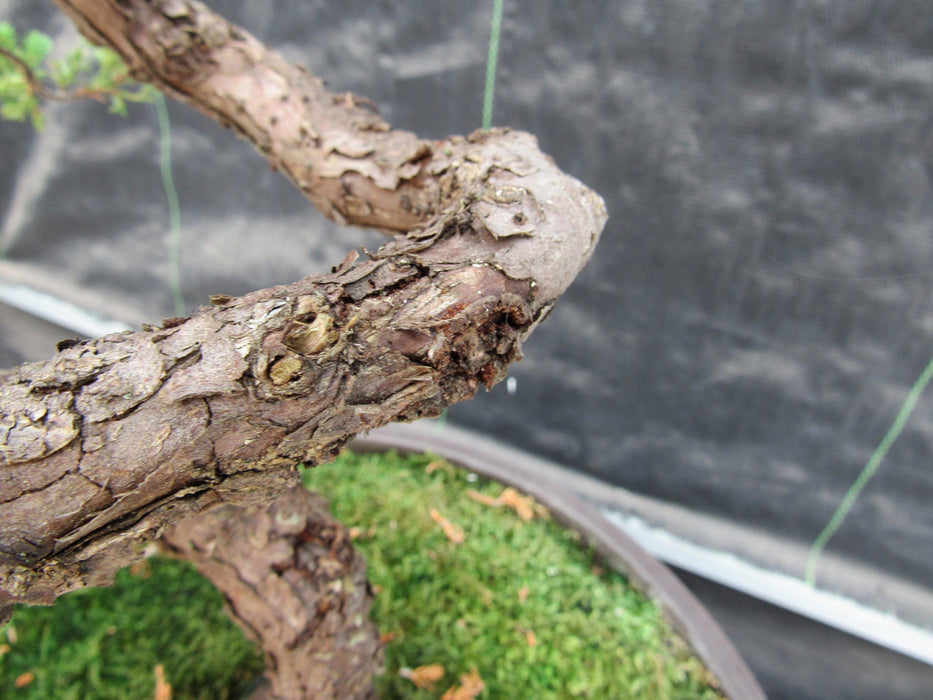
[0,22,156,129]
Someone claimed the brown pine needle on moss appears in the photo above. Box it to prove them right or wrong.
[400,663,446,691]
[429,508,466,544]
[153,664,172,700]
[441,668,485,700]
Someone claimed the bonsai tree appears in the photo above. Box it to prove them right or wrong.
[0,1,606,696]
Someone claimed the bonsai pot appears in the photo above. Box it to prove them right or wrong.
[351,421,765,700]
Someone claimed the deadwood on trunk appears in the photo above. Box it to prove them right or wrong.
[0,0,605,622]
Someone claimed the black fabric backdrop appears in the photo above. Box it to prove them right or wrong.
[2,0,932,632]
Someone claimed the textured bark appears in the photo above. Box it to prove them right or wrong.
[0,0,605,622]
[160,487,382,699]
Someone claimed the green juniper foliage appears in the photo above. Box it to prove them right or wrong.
[0,24,50,126]
[0,22,156,129]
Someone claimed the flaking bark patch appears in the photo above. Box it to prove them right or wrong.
[161,487,383,698]
[2,5,607,678]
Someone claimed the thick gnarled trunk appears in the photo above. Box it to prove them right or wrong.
[160,486,382,699]
[0,2,605,694]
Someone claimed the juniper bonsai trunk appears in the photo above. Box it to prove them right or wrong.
[0,1,605,695]
[160,485,382,699]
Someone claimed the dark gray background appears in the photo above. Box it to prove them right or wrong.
[3,1,933,696]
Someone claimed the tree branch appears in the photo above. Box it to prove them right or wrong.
[0,0,605,616]
[54,0,438,232]
[160,486,383,698]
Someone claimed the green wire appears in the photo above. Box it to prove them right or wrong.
[154,93,185,317]
[482,0,505,130]
[805,353,933,585]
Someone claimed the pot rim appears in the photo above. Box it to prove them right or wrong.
[351,421,765,700]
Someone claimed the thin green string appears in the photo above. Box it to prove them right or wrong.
[154,93,185,317]
[805,353,933,585]
[482,0,505,130]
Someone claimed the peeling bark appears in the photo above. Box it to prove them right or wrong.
[160,487,382,699]
[0,0,606,629]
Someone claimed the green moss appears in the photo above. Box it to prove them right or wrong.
[0,558,263,699]
[303,450,724,699]
[0,450,724,699]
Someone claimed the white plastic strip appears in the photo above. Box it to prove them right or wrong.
[2,284,932,668]
[0,283,131,337]
[603,509,933,667]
